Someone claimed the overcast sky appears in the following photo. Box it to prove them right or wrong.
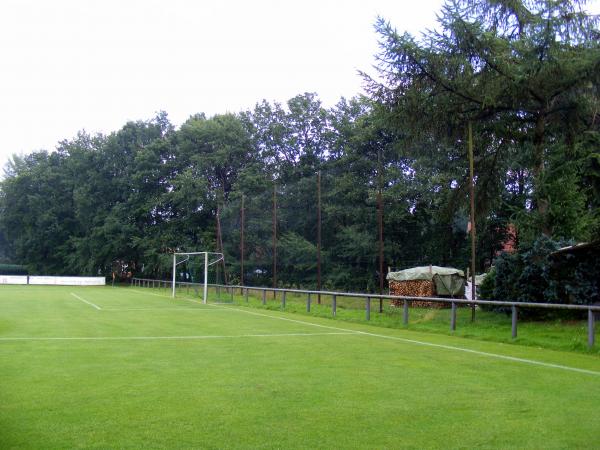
[1,0,598,172]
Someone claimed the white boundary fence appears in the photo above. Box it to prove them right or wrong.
[0,275,28,285]
[0,276,105,286]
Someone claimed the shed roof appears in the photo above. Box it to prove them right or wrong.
[387,265,464,282]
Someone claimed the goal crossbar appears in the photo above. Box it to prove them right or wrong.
[171,252,224,303]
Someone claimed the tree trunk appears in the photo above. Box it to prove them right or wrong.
[533,113,551,236]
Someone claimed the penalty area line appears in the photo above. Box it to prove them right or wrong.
[70,293,101,310]
[128,289,172,298]
[0,332,356,342]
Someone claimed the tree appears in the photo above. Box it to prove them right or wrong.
[367,0,600,239]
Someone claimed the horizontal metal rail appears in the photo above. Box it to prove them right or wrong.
[130,277,598,347]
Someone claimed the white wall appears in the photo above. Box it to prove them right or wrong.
[28,276,105,286]
[0,275,28,285]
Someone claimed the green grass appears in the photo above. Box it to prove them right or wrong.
[223,288,599,355]
[1,285,599,449]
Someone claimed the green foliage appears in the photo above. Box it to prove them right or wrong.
[0,264,28,275]
[1,1,598,294]
[484,235,600,318]
[478,266,495,300]
[367,0,600,239]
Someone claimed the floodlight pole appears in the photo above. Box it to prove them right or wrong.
[203,252,208,304]
[172,253,176,298]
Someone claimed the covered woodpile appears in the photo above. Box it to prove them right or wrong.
[388,279,442,308]
[387,266,465,308]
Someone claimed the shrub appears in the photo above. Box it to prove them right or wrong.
[482,236,599,319]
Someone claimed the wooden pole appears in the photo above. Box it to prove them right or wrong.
[468,121,476,322]
[317,171,322,304]
[377,148,384,297]
[240,194,245,287]
[272,182,277,293]
[216,203,228,285]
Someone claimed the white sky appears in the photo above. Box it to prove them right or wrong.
[0,0,597,172]
[0,0,447,170]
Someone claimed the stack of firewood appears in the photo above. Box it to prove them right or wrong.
[389,280,447,308]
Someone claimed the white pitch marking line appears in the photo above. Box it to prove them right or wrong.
[207,304,600,377]
[128,289,173,298]
[101,308,221,311]
[102,289,600,377]
[0,332,355,342]
[70,293,101,310]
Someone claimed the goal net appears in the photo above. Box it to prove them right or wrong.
[171,252,224,303]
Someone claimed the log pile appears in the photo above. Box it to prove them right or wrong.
[389,280,447,308]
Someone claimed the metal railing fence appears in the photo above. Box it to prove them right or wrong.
[130,277,599,348]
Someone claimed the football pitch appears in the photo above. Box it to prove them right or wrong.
[1,286,599,449]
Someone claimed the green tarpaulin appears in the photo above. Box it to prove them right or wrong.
[387,266,465,297]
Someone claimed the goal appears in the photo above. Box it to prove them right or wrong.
[171,252,224,303]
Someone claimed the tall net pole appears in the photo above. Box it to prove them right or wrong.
[272,182,278,292]
[240,194,245,287]
[216,204,228,285]
[317,171,322,304]
[377,148,385,302]
[468,121,477,321]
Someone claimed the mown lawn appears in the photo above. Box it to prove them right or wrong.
[210,287,598,355]
[0,285,599,449]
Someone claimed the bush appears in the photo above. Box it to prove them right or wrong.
[482,236,599,319]
[478,267,495,300]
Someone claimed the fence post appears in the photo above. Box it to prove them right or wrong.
[244,288,249,302]
[379,298,383,313]
[332,295,337,316]
[511,305,518,339]
[589,308,595,348]
[366,297,371,321]
[307,293,311,312]
[450,302,456,331]
[262,290,266,305]
[282,291,286,309]
[403,300,409,326]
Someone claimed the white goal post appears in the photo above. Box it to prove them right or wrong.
[171,252,224,303]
